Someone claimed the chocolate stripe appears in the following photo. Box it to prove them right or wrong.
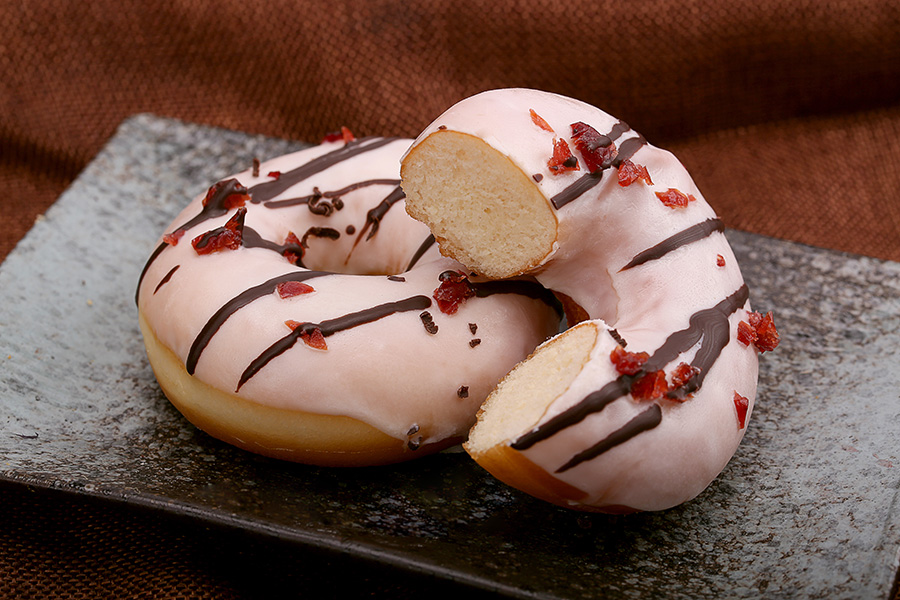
[556,404,662,472]
[262,178,401,210]
[511,284,749,452]
[620,218,725,271]
[236,295,432,390]
[153,265,180,294]
[473,279,563,316]
[405,234,436,272]
[549,139,646,209]
[186,271,331,375]
[249,137,399,202]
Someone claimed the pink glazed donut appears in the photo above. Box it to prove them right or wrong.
[401,89,778,511]
[137,132,560,466]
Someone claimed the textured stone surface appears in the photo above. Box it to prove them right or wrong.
[1,114,898,599]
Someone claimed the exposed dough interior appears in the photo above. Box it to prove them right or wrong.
[401,130,557,279]
[465,321,598,456]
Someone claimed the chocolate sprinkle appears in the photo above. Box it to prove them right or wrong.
[420,311,438,334]
[387,275,406,282]
[468,323,478,335]
[457,386,469,398]
[469,338,481,348]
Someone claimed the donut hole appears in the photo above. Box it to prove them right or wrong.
[401,130,557,278]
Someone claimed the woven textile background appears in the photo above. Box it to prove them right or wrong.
[3,0,900,263]
[2,0,900,598]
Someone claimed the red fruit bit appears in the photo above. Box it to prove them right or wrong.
[433,270,475,315]
[733,391,750,429]
[547,138,580,175]
[202,180,249,209]
[530,109,554,133]
[738,311,780,353]
[322,126,356,144]
[571,122,618,174]
[285,321,328,350]
[717,254,726,267]
[750,311,780,352]
[163,229,185,246]
[301,327,328,350]
[191,208,245,255]
[631,370,668,400]
[276,281,314,298]
[610,345,649,376]
[267,171,282,180]
[670,362,700,389]
[656,188,696,209]
[617,159,653,187]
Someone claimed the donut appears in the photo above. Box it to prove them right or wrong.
[136,132,560,466]
[400,89,779,512]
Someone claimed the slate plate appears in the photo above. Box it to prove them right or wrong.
[1,114,899,599]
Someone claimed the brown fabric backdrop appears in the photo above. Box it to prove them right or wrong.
[2,0,899,598]
[3,0,900,263]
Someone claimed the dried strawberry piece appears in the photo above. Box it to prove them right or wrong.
[300,326,327,350]
[670,362,700,389]
[285,321,328,350]
[276,281,314,298]
[530,109,554,133]
[547,139,580,175]
[163,229,185,246]
[631,370,668,400]
[570,122,617,174]
[267,171,282,180]
[617,159,653,187]
[191,208,246,255]
[656,188,696,209]
[733,391,750,429]
[716,254,726,267]
[322,126,355,144]
[750,311,780,352]
[433,270,475,315]
[738,311,780,352]
[202,179,249,209]
[610,345,649,376]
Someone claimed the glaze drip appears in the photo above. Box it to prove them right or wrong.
[511,284,749,456]
[236,295,433,391]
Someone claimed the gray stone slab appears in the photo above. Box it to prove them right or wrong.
[1,114,898,599]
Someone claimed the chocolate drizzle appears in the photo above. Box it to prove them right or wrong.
[557,404,662,472]
[471,279,563,316]
[153,265,180,294]
[405,234,436,272]
[550,121,646,210]
[510,284,750,466]
[620,218,725,271]
[353,186,406,244]
[247,137,399,203]
[236,295,432,390]
[261,179,400,211]
[136,139,399,303]
[186,271,331,375]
